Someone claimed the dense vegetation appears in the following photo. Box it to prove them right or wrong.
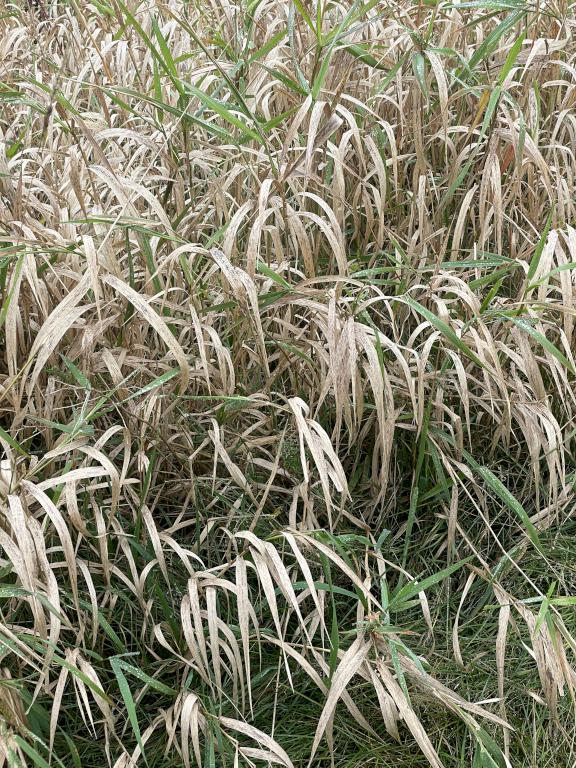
[1,0,576,766]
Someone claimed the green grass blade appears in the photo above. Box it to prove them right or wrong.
[463,449,542,550]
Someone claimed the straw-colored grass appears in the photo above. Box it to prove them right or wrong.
[1,0,576,766]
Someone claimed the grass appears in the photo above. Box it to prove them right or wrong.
[1,0,576,766]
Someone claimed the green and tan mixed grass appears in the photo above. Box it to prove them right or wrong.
[1,0,576,765]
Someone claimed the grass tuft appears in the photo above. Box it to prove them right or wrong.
[1,0,576,766]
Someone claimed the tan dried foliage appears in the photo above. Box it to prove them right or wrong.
[1,0,576,766]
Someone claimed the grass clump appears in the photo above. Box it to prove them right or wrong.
[1,0,576,766]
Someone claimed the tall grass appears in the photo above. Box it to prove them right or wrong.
[1,0,576,766]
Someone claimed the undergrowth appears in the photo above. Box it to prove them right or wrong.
[1,0,576,766]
